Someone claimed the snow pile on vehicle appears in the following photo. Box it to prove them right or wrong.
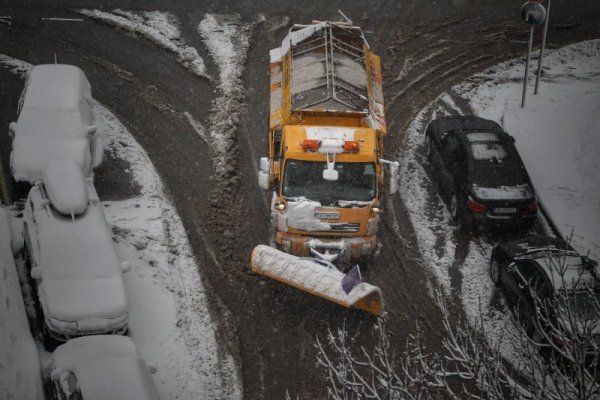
[458,39,600,260]
[78,9,209,80]
[198,14,259,178]
[0,208,44,400]
[285,200,332,232]
[51,335,159,399]
[42,159,89,216]
[26,180,128,334]
[251,245,382,315]
[10,64,99,183]
[472,184,533,201]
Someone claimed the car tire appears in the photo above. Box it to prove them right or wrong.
[450,193,461,225]
[490,258,501,287]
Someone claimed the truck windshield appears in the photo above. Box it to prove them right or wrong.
[283,160,376,202]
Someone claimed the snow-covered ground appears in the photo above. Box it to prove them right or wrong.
[1,54,240,399]
[400,39,600,370]
[0,208,43,400]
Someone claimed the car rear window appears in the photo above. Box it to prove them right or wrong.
[472,163,529,187]
[471,142,508,160]
[466,132,509,161]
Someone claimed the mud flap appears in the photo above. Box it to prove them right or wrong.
[251,245,383,315]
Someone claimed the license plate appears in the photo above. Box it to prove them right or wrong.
[314,211,340,220]
[494,207,517,214]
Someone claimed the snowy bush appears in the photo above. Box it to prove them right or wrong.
[313,250,600,400]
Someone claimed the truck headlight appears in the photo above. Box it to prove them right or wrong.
[367,216,379,236]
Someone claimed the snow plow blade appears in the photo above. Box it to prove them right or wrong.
[251,245,383,315]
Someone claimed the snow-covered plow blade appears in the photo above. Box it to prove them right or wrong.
[251,245,383,315]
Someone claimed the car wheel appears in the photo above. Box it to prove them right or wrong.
[450,193,459,222]
[490,258,501,287]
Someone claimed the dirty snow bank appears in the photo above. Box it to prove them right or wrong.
[198,14,259,178]
[457,40,600,260]
[0,209,43,400]
[398,102,457,293]
[79,9,209,80]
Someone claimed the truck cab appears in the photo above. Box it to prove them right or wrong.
[258,21,397,263]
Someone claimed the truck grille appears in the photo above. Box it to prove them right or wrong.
[328,223,360,233]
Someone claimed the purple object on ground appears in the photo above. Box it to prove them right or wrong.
[341,265,362,294]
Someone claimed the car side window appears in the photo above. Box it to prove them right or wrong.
[515,261,539,285]
[532,274,551,299]
[441,133,460,164]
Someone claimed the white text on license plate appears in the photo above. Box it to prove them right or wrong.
[315,212,340,220]
[494,207,516,214]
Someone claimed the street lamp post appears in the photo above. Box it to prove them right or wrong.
[520,2,546,108]
[535,0,551,94]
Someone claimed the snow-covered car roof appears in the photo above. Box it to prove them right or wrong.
[10,64,94,183]
[22,64,91,110]
[28,181,127,324]
[51,335,159,400]
[43,159,89,216]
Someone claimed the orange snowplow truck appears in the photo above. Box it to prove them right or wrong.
[258,21,399,264]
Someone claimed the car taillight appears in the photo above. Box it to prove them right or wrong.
[551,334,565,349]
[526,200,538,213]
[467,196,486,213]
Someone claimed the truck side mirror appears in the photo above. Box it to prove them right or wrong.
[258,157,271,190]
[8,122,17,139]
[380,159,400,195]
[86,125,97,135]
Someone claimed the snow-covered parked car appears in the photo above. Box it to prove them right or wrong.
[23,158,129,342]
[50,335,160,400]
[9,64,101,190]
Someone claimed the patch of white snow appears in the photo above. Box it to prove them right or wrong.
[79,9,210,80]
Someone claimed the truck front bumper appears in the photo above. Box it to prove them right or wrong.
[276,232,377,262]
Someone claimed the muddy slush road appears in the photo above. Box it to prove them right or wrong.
[1,1,599,398]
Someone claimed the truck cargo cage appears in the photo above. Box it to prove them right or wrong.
[290,23,368,113]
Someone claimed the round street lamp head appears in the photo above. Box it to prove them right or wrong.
[521,2,546,26]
